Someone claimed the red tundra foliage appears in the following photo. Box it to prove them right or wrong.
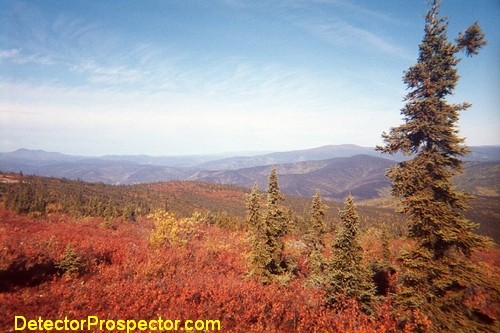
[1,209,497,332]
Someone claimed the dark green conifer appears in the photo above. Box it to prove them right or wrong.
[247,169,290,283]
[304,190,328,281]
[56,244,83,275]
[263,167,288,277]
[377,1,492,330]
[246,184,268,279]
[326,195,375,308]
[246,183,261,231]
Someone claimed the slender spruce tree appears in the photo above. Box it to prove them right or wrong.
[304,190,328,281]
[263,167,288,277]
[247,169,289,282]
[377,1,492,330]
[246,183,268,279]
[326,195,375,309]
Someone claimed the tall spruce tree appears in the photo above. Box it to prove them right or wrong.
[246,183,268,278]
[247,169,289,282]
[377,1,492,331]
[304,190,328,281]
[307,190,328,250]
[263,167,288,277]
[326,195,375,308]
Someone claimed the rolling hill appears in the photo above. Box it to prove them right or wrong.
[189,154,395,201]
[196,144,386,170]
[1,145,499,202]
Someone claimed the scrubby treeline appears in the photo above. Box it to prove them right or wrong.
[0,173,249,222]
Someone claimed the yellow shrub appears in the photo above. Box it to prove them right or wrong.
[148,210,199,247]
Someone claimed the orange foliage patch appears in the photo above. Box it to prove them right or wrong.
[0,209,439,332]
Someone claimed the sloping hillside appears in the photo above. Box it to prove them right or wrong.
[196,144,385,170]
[455,161,500,197]
[190,155,394,201]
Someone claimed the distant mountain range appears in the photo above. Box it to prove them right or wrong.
[1,145,499,201]
[197,144,386,170]
[188,154,396,201]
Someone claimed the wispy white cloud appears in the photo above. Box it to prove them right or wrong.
[71,63,143,85]
[51,13,102,41]
[15,52,54,65]
[276,0,412,59]
[0,48,54,65]
[0,49,21,60]
[305,0,402,25]
[300,20,412,59]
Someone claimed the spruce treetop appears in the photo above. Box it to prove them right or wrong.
[246,183,261,230]
[266,167,284,206]
[310,190,327,237]
[304,190,328,263]
[334,195,361,259]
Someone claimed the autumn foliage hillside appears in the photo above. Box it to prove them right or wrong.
[0,210,387,332]
[0,174,498,332]
[0,208,450,332]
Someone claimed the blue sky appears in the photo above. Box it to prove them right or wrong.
[1,0,499,156]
